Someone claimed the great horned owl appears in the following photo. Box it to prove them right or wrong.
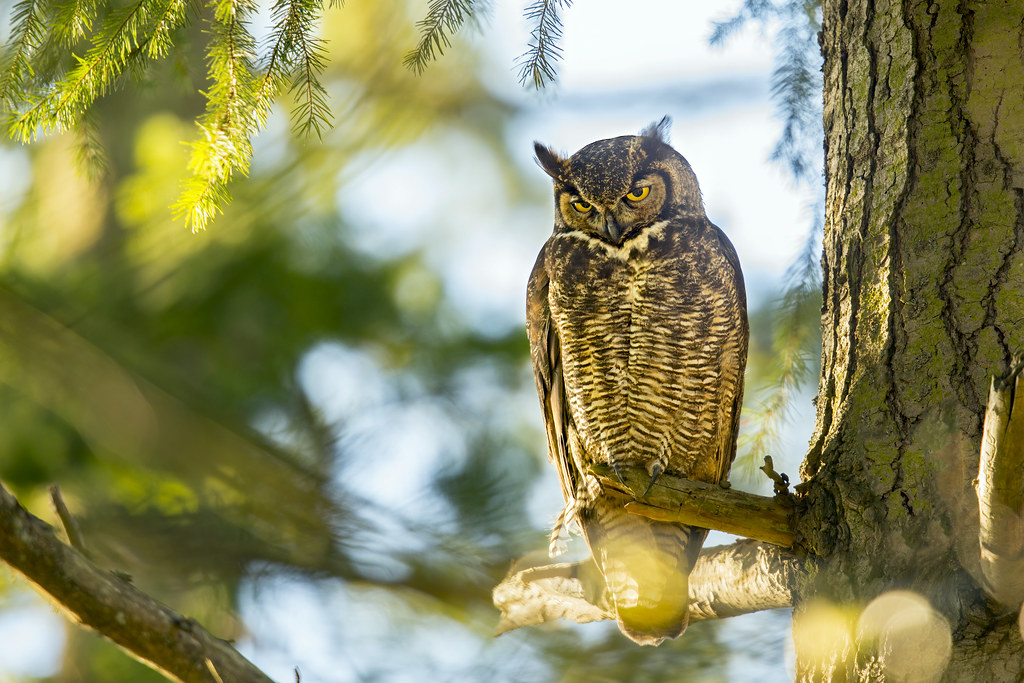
[527,118,748,646]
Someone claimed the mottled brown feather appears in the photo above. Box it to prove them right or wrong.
[527,123,748,645]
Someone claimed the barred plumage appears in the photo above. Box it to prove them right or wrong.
[527,118,748,645]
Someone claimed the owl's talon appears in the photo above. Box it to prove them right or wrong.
[612,464,627,486]
[642,464,662,497]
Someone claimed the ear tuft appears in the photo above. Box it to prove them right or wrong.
[534,142,567,180]
[639,116,671,143]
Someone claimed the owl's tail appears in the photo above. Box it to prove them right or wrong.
[582,490,705,646]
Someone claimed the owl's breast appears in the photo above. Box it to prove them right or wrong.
[545,223,746,479]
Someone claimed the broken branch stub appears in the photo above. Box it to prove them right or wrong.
[977,370,1024,607]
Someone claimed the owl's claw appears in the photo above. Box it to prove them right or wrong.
[642,464,663,497]
[612,464,627,486]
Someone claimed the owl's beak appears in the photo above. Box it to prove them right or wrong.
[601,213,622,242]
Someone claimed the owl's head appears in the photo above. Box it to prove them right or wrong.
[534,117,704,244]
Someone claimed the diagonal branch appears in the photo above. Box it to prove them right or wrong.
[0,478,273,683]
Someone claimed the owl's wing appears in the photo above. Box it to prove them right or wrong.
[526,246,578,516]
[712,225,750,483]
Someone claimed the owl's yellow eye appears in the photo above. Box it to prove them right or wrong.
[572,200,593,213]
[626,186,650,202]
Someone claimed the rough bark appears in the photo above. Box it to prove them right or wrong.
[802,0,1024,679]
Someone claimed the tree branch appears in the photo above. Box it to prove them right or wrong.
[976,365,1024,607]
[0,479,274,683]
[50,484,90,556]
[494,460,807,634]
[590,462,799,548]
[493,540,806,634]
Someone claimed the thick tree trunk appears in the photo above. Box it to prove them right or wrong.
[804,0,1024,679]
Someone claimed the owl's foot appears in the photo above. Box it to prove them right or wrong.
[548,497,583,557]
[612,463,627,486]
[642,464,663,497]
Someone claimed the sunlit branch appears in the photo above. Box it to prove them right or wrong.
[494,460,807,634]
[976,364,1024,607]
[589,462,799,548]
[493,540,806,634]
[0,479,273,683]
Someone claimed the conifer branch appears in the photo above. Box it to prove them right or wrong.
[710,0,823,181]
[590,462,798,548]
[8,0,190,141]
[0,0,48,107]
[737,216,822,475]
[768,17,821,180]
[709,0,774,47]
[403,0,478,74]
[72,114,109,180]
[289,29,330,138]
[516,0,570,88]
[494,459,807,635]
[51,0,100,47]
[262,0,331,139]
[176,0,263,231]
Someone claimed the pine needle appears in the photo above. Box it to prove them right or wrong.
[51,0,101,47]
[288,32,331,139]
[516,0,570,89]
[175,0,263,231]
[768,19,820,180]
[0,0,48,108]
[710,0,822,182]
[708,0,773,46]
[72,113,109,180]
[737,208,823,477]
[261,0,332,139]
[8,0,191,142]
[403,0,479,74]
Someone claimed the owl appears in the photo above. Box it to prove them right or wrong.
[527,118,748,646]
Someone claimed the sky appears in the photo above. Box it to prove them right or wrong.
[0,1,821,680]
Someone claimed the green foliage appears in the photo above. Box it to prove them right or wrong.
[8,0,192,141]
[0,0,47,107]
[738,212,823,477]
[52,0,102,47]
[402,0,572,89]
[174,0,264,230]
[0,0,333,230]
[711,1,825,473]
[0,0,826,234]
[271,0,331,138]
